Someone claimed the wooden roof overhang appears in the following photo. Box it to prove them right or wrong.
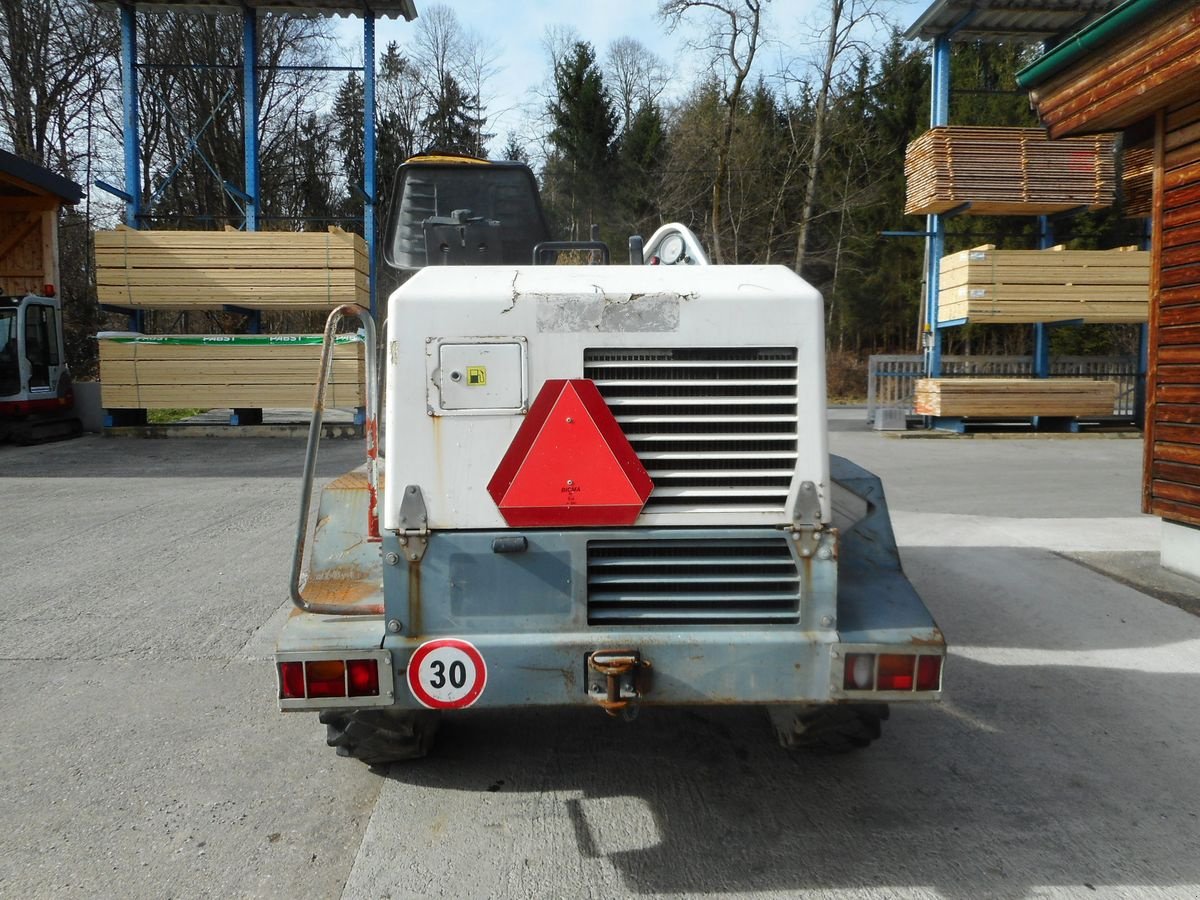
[88,0,417,19]
[0,150,84,213]
[1018,0,1200,138]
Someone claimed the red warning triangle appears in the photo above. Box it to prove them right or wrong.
[487,379,653,526]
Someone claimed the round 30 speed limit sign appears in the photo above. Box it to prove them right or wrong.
[406,638,488,709]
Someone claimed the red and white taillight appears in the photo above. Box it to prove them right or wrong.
[840,649,943,696]
[276,650,394,710]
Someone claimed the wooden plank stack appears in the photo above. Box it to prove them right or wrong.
[1121,144,1154,217]
[913,378,1118,417]
[94,226,368,310]
[97,334,364,409]
[938,244,1149,324]
[904,127,1117,216]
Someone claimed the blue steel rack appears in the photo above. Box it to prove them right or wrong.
[93,1,416,427]
[903,0,1147,431]
[97,0,418,323]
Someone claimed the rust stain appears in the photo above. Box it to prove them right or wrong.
[910,628,946,648]
[364,418,381,541]
[325,471,369,491]
[303,579,378,605]
[407,560,423,637]
[299,563,383,613]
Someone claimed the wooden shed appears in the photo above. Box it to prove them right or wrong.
[1020,0,1200,578]
[0,150,84,296]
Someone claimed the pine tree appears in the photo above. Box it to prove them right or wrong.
[546,41,619,239]
[420,74,485,155]
[333,73,364,202]
[616,102,666,234]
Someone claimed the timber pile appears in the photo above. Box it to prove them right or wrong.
[97,334,364,409]
[913,378,1118,417]
[904,127,1116,215]
[938,244,1149,324]
[1121,144,1154,217]
[94,226,368,310]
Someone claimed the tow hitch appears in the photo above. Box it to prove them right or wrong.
[586,649,651,716]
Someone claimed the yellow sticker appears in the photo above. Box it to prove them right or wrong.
[466,366,487,386]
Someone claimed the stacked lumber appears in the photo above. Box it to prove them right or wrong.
[97,334,364,409]
[904,127,1116,216]
[94,226,368,310]
[913,378,1118,417]
[938,245,1149,324]
[1121,144,1154,217]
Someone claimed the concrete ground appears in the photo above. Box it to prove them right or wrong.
[1,414,1197,899]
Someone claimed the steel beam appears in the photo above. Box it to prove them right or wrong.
[241,8,262,343]
[119,4,144,333]
[1033,215,1055,378]
[120,5,140,228]
[924,35,951,379]
[1136,322,1149,430]
[363,13,377,317]
[242,8,259,232]
[931,35,951,127]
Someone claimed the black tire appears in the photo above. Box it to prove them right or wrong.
[769,703,889,754]
[319,708,440,766]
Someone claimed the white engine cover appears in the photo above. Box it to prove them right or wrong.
[383,264,829,531]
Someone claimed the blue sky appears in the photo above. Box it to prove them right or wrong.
[331,1,914,153]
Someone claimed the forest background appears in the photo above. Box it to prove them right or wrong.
[0,0,1145,396]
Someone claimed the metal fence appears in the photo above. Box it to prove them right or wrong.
[866,354,1141,421]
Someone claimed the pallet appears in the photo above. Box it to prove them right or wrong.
[97,333,365,409]
[926,415,1122,434]
[913,377,1118,417]
[937,245,1149,324]
[904,127,1116,216]
[94,226,369,311]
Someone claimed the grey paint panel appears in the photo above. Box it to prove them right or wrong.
[535,293,682,333]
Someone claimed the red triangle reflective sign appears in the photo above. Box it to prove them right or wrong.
[487,379,653,526]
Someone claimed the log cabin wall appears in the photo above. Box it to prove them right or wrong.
[1147,98,1200,525]
[1028,5,1200,140]
[0,207,57,297]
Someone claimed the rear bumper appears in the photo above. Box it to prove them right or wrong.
[276,621,943,709]
[275,456,945,710]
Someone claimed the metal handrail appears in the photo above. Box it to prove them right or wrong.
[290,304,383,616]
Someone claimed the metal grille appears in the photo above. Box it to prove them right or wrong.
[584,348,799,514]
[586,538,801,625]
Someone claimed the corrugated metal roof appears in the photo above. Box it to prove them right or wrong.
[89,1,417,20]
[904,0,1121,42]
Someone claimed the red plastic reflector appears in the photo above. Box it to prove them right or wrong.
[487,379,653,526]
[279,661,305,699]
[347,658,380,697]
[305,660,347,698]
[877,654,916,691]
[916,655,942,691]
[844,653,875,690]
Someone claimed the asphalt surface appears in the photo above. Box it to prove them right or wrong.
[2,414,1198,899]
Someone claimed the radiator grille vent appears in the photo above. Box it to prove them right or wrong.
[583,348,799,514]
[587,538,801,625]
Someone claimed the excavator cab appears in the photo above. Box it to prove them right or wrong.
[383,154,552,270]
[0,294,79,443]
